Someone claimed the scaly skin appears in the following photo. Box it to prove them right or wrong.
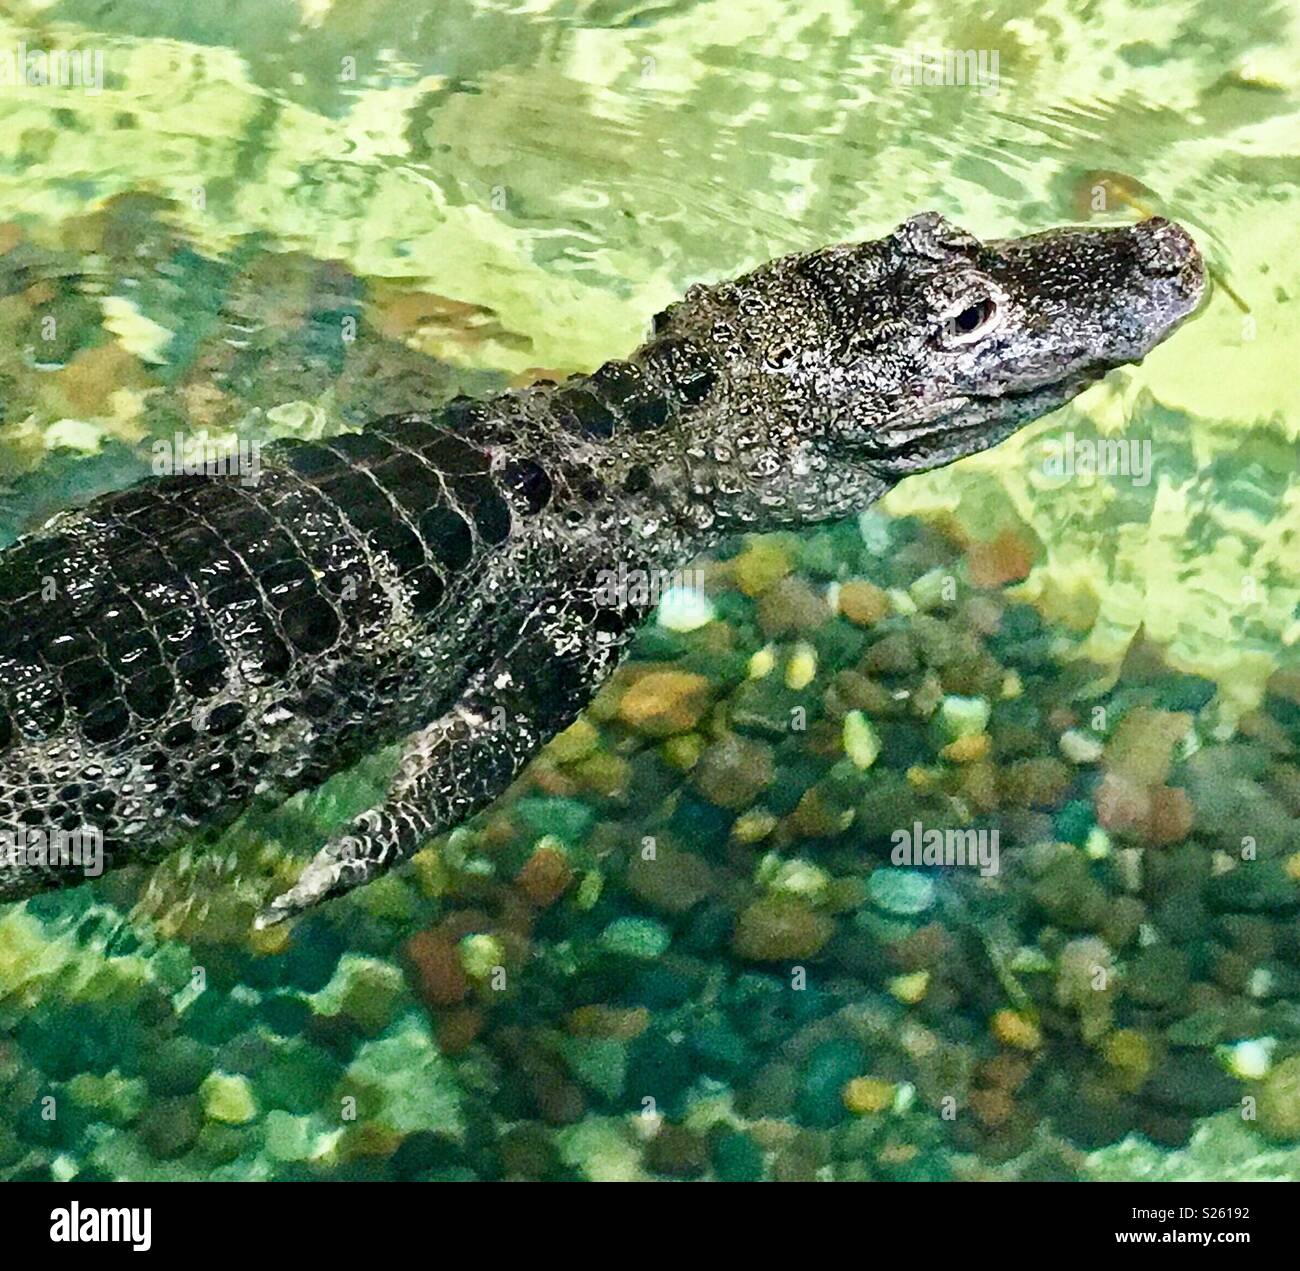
[0,212,1204,923]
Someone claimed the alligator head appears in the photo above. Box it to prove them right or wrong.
[841,211,1206,476]
[644,210,1205,525]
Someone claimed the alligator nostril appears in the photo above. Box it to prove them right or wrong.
[1134,216,1200,278]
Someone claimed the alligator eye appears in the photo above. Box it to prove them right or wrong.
[939,297,999,346]
[955,300,993,332]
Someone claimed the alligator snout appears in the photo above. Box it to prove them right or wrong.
[1132,216,1205,302]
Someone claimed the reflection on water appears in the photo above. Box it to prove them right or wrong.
[0,0,1298,1182]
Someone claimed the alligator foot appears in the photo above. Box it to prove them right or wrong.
[255,698,513,928]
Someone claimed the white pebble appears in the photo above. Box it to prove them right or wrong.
[1059,729,1104,763]
[656,585,715,632]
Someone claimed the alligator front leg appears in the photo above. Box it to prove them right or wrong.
[254,690,523,928]
[256,587,641,927]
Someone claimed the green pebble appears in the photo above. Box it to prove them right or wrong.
[66,1072,147,1125]
[315,955,407,1037]
[1205,860,1296,913]
[711,1129,765,1181]
[939,694,991,740]
[728,679,803,738]
[16,1091,90,1149]
[1152,674,1217,712]
[1165,1007,1227,1048]
[514,796,595,846]
[811,618,867,669]
[886,1151,953,1182]
[796,1039,866,1128]
[690,1019,752,1078]
[1125,946,1190,1008]
[599,916,671,960]
[200,1072,258,1125]
[185,992,258,1045]
[556,1036,627,1103]
[142,1035,215,1096]
[195,1122,252,1166]
[265,1110,315,1161]
[1054,799,1095,846]
[139,1096,202,1160]
[256,1043,344,1116]
[261,992,312,1036]
[867,868,936,916]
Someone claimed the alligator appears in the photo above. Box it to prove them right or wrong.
[0,212,1205,926]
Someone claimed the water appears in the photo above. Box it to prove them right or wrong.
[0,0,1298,1182]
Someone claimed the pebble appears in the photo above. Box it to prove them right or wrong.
[748,644,777,679]
[546,718,600,765]
[843,711,882,769]
[863,632,917,675]
[1102,1029,1154,1090]
[1255,1056,1300,1140]
[625,845,715,914]
[1223,1037,1274,1081]
[662,733,704,770]
[141,1036,214,1097]
[731,808,779,844]
[600,917,671,960]
[459,933,506,980]
[1104,708,1192,786]
[617,671,712,736]
[692,734,775,808]
[966,530,1034,587]
[838,580,892,627]
[939,695,991,740]
[732,895,834,961]
[139,1096,202,1159]
[517,842,574,907]
[317,956,406,1037]
[842,1077,895,1115]
[889,971,930,1004]
[199,1073,258,1126]
[1059,728,1104,763]
[767,857,831,904]
[731,537,793,596]
[758,577,830,636]
[867,868,936,916]
[1001,757,1071,808]
[404,930,469,1007]
[711,1129,765,1181]
[265,1110,315,1162]
[1146,1052,1241,1115]
[656,584,715,632]
[940,731,990,763]
[785,641,818,689]
[645,1123,708,1177]
[797,1040,867,1128]
[991,1010,1042,1051]
[1146,785,1194,846]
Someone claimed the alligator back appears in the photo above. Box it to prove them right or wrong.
[0,410,540,898]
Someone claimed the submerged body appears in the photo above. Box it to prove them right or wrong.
[0,213,1204,923]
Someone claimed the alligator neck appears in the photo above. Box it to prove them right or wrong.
[456,352,888,552]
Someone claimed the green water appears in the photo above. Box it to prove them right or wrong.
[1,0,1299,1182]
